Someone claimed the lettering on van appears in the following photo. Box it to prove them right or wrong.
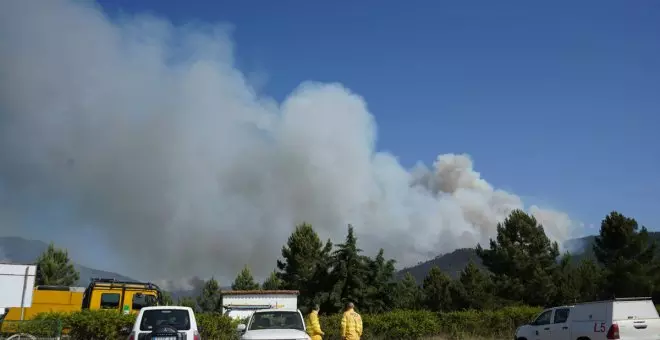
[594,322,606,332]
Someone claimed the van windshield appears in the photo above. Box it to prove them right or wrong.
[248,311,304,331]
[140,309,191,331]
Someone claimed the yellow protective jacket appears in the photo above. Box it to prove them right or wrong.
[340,308,363,340]
[306,310,324,340]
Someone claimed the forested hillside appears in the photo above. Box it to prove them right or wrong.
[397,231,660,283]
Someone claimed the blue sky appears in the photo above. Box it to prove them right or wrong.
[95,0,659,231]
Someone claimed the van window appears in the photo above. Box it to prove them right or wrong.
[554,308,570,323]
[100,293,120,309]
[533,310,552,325]
[612,300,660,321]
[132,294,157,310]
[140,309,191,331]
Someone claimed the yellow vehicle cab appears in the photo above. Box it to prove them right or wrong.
[1,278,163,322]
[81,278,162,314]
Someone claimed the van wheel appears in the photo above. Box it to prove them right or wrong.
[576,337,591,340]
[517,338,527,340]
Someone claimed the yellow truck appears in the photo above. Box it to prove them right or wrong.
[1,278,163,321]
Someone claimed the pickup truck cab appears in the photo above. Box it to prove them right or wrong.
[515,297,660,340]
[128,306,201,340]
[236,308,310,340]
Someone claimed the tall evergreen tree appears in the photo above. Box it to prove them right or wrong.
[161,291,174,306]
[362,248,397,313]
[451,261,493,310]
[262,270,282,290]
[393,272,422,310]
[328,225,368,311]
[593,211,659,298]
[476,209,560,307]
[550,254,581,305]
[196,277,221,312]
[422,266,453,312]
[276,222,332,308]
[574,258,603,302]
[35,242,80,286]
[310,238,335,313]
[232,265,260,291]
[179,296,198,311]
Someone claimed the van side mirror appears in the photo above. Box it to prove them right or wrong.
[236,324,246,332]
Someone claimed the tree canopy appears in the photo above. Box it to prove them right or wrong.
[231,265,260,291]
[38,209,660,315]
[35,242,80,286]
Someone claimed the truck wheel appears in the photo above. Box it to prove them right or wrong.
[517,338,527,340]
[576,337,591,340]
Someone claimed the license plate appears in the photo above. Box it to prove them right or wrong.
[153,337,177,340]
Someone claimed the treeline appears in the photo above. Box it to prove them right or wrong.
[34,209,660,315]
[185,209,660,314]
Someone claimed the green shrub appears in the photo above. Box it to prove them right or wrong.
[22,306,540,340]
[66,310,135,340]
[0,319,63,337]
[197,312,241,340]
[23,310,240,340]
[315,306,539,339]
[438,306,541,338]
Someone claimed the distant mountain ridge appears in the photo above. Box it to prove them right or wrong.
[0,236,136,286]
[5,232,659,295]
[397,231,660,283]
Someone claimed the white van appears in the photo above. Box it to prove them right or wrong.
[128,306,201,340]
[515,297,660,340]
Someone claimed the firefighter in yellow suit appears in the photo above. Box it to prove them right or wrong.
[307,304,324,340]
[340,302,363,340]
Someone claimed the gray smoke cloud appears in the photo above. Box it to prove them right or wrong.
[0,0,581,285]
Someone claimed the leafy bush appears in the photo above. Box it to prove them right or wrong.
[437,306,541,338]
[197,312,242,340]
[315,306,540,339]
[0,319,62,337]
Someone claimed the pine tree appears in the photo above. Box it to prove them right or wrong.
[276,222,332,308]
[35,242,80,286]
[196,277,221,312]
[232,265,260,291]
[422,266,453,312]
[550,254,581,305]
[328,225,368,311]
[362,248,397,313]
[451,261,493,310]
[179,296,198,311]
[593,211,659,298]
[574,258,603,301]
[393,272,422,310]
[476,210,560,306]
[161,292,174,306]
[262,270,282,290]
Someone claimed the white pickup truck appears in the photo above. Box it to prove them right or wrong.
[515,297,660,340]
[236,308,310,340]
[127,306,201,340]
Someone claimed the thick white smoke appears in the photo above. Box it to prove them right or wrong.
[0,0,580,284]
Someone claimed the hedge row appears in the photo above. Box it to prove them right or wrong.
[316,306,542,339]
[1,306,545,340]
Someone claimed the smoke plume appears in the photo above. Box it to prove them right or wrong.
[0,0,580,284]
